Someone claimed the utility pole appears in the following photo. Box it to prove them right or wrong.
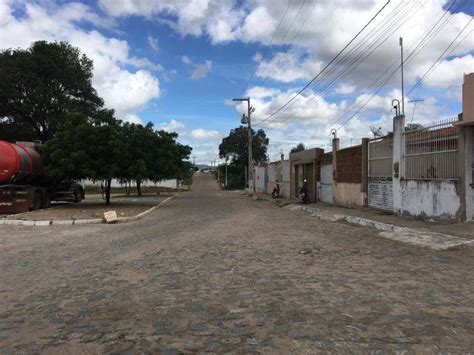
[225,156,228,188]
[399,37,405,115]
[408,99,424,122]
[233,97,255,194]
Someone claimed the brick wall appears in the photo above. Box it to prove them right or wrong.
[336,145,362,183]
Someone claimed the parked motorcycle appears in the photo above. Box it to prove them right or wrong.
[271,182,281,198]
[299,179,310,204]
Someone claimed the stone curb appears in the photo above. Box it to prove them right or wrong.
[283,204,474,251]
[0,194,176,227]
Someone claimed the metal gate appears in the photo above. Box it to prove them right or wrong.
[304,163,315,202]
[368,137,393,211]
[320,163,332,203]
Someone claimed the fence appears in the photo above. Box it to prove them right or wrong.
[368,136,393,179]
[405,118,459,180]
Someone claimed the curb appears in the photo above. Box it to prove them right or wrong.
[0,194,176,227]
[284,204,474,251]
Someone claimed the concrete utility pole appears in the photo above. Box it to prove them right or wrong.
[225,156,228,188]
[399,37,405,115]
[233,97,254,194]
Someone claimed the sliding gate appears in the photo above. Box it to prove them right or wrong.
[368,136,393,211]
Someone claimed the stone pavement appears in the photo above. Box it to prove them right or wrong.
[0,174,473,353]
[256,192,474,241]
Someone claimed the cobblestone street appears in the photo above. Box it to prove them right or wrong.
[0,173,473,353]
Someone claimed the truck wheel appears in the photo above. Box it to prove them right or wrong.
[41,193,51,209]
[73,190,81,203]
[32,192,42,210]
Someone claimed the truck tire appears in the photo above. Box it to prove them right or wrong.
[73,190,81,203]
[41,193,51,209]
[32,192,42,211]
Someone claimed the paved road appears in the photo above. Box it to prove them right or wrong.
[0,173,473,353]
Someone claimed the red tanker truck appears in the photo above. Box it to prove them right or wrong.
[0,140,84,214]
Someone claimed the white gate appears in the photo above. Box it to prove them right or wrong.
[320,163,333,203]
[368,137,393,211]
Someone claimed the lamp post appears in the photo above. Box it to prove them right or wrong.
[399,37,405,116]
[233,97,255,194]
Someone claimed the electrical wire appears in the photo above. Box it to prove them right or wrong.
[252,0,391,127]
[408,18,473,96]
[242,0,294,93]
[255,0,413,128]
[334,0,465,130]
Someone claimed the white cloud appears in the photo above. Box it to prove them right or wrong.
[0,1,162,123]
[334,84,356,95]
[181,56,213,80]
[191,60,212,80]
[415,54,474,90]
[256,51,322,83]
[190,128,222,140]
[181,55,192,64]
[147,35,159,54]
[158,119,185,133]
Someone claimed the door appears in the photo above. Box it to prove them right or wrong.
[304,163,315,202]
[320,163,332,203]
[368,137,393,211]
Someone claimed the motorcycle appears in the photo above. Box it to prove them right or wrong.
[271,183,281,198]
[299,180,310,204]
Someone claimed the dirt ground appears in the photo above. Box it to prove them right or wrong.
[6,194,167,220]
[0,173,472,353]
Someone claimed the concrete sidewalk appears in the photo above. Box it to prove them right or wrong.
[255,193,474,251]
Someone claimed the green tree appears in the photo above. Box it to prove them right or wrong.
[119,122,157,196]
[0,41,103,142]
[218,126,269,189]
[44,109,125,205]
[290,142,306,154]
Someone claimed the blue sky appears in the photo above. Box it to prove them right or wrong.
[1,0,473,164]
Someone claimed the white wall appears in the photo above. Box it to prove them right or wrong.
[81,179,178,189]
[254,166,267,193]
[398,180,461,221]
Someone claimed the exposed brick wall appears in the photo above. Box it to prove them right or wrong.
[336,146,362,183]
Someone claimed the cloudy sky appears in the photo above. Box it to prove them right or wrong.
[1,0,473,164]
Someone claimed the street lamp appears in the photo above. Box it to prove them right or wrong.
[233,97,254,194]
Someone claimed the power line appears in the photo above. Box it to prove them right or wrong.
[253,0,391,127]
[242,0,294,93]
[334,0,465,130]
[407,18,473,96]
[304,0,420,105]
[256,0,415,129]
[256,0,319,84]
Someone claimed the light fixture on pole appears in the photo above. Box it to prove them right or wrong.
[233,97,254,194]
[399,37,405,116]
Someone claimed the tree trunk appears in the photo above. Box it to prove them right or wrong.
[137,179,142,196]
[105,179,112,205]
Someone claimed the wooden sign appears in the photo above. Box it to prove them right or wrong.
[104,210,117,223]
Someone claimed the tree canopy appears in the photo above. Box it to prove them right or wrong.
[218,126,269,189]
[44,112,192,204]
[290,142,306,154]
[1,40,193,203]
[0,41,103,142]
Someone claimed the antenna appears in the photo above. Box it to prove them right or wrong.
[408,99,424,122]
[369,126,384,138]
